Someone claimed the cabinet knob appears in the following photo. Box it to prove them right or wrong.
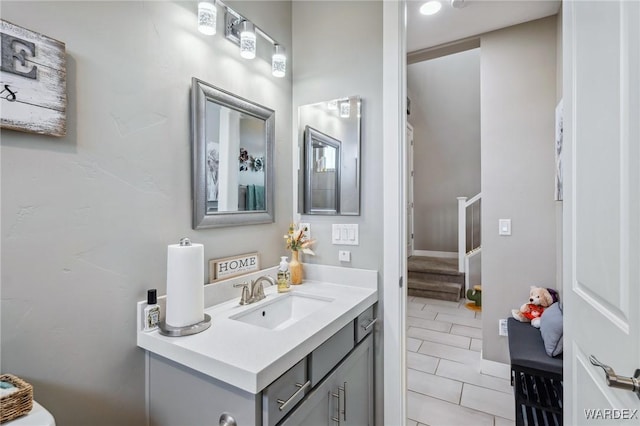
[219,413,237,426]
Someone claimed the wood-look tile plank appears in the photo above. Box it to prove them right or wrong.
[408,368,463,404]
[407,390,494,426]
[408,327,471,349]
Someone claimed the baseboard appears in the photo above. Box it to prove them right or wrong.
[412,250,457,259]
[480,356,511,380]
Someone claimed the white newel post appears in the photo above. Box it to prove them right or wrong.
[457,197,467,273]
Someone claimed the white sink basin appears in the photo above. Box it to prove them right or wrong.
[229,293,334,330]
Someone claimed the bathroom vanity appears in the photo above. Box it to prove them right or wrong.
[137,265,378,426]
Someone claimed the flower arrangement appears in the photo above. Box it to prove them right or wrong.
[285,223,315,255]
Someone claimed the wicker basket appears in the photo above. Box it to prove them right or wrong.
[0,374,33,424]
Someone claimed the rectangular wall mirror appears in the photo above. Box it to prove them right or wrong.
[298,96,361,215]
[191,77,274,229]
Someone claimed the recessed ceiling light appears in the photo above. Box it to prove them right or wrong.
[420,1,442,15]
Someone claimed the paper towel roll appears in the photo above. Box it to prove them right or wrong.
[166,242,204,328]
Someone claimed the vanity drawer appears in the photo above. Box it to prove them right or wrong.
[355,305,377,343]
[309,322,354,386]
[262,358,309,426]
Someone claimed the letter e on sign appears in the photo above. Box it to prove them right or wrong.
[0,19,66,136]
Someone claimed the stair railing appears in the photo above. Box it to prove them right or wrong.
[457,193,482,273]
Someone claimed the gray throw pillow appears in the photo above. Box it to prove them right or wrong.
[540,302,563,357]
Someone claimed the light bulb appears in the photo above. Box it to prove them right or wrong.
[198,1,217,35]
[420,1,442,15]
[272,44,286,78]
[240,21,256,59]
[340,102,350,118]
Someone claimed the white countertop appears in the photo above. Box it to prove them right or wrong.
[137,265,377,394]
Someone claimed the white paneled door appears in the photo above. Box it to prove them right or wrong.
[563,0,640,423]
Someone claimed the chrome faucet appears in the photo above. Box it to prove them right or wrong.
[233,275,276,305]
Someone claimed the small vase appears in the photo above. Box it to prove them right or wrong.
[289,251,303,285]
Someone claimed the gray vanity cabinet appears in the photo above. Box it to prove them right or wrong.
[340,333,374,426]
[147,353,261,426]
[146,303,376,426]
[281,333,374,426]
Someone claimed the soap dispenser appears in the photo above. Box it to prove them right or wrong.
[277,256,291,293]
[144,289,160,332]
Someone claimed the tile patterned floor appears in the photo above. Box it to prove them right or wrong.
[406,296,515,426]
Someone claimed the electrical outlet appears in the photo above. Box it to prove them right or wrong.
[498,319,508,336]
[338,250,351,262]
[299,222,311,239]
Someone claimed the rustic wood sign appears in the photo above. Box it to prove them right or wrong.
[1,20,66,136]
[209,252,260,283]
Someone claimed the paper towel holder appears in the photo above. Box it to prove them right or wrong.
[159,236,211,337]
[159,314,212,337]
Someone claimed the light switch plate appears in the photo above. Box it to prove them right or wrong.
[332,224,359,245]
[498,219,511,236]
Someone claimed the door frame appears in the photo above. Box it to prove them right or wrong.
[382,0,407,424]
[406,123,415,257]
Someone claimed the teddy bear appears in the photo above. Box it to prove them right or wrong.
[512,286,558,328]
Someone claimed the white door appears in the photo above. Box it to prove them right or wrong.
[407,123,415,257]
[564,0,640,423]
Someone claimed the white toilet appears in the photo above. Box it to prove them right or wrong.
[5,401,55,426]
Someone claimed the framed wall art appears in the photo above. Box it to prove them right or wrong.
[1,19,66,136]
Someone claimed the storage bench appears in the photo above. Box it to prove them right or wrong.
[507,318,563,426]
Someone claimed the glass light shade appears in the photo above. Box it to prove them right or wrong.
[240,21,256,59]
[420,1,442,15]
[340,102,350,118]
[198,1,217,35]
[272,45,286,78]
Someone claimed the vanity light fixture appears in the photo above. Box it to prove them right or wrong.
[198,1,217,35]
[213,1,286,77]
[239,20,256,59]
[420,0,442,15]
[272,44,286,78]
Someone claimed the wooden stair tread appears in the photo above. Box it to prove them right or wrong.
[407,256,465,302]
[408,256,461,276]
[407,278,462,294]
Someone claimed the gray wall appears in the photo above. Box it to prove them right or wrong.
[291,2,383,424]
[480,16,558,363]
[407,49,481,253]
[0,2,292,424]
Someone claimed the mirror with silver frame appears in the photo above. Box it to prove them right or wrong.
[191,77,274,229]
[298,96,361,215]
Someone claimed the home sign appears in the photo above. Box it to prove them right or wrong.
[1,19,67,136]
[209,252,260,283]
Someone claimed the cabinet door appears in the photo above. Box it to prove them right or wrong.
[148,353,259,426]
[336,334,373,426]
[281,333,374,426]
[279,378,332,426]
